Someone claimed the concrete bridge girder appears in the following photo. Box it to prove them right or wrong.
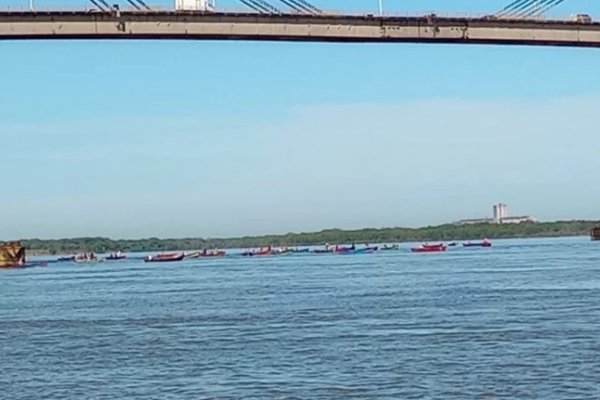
[1,12,600,47]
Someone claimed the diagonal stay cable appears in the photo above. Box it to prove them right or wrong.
[514,0,554,17]
[244,0,281,13]
[89,0,107,11]
[515,0,562,18]
[96,0,115,10]
[276,0,307,13]
[126,0,141,10]
[134,0,152,11]
[288,0,320,13]
[239,0,269,13]
[502,0,539,16]
[497,0,531,16]
[498,0,569,18]
[276,0,321,14]
[522,0,567,18]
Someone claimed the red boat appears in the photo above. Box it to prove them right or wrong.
[411,244,447,253]
[463,240,492,248]
[242,248,273,257]
[334,244,356,254]
[144,253,185,262]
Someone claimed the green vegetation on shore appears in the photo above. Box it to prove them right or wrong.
[20,220,599,255]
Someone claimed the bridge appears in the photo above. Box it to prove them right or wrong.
[1,11,600,48]
[0,0,599,48]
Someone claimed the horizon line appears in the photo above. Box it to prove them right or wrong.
[10,218,599,242]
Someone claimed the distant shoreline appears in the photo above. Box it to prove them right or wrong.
[19,220,599,255]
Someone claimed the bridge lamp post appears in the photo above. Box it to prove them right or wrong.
[378,0,384,16]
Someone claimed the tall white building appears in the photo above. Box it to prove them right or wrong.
[456,203,536,225]
[493,203,508,223]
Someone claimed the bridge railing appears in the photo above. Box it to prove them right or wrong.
[0,5,578,22]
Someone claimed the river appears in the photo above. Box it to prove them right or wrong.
[1,237,599,399]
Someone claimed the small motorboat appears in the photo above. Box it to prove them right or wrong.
[185,251,201,259]
[334,244,356,254]
[75,258,104,264]
[422,243,445,249]
[57,256,76,262]
[381,244,399,251]
[411,244,447,253]
[242,248,272,257]
[354,246,379,254]
[75,253,102,264]
[447,242,458,247]
[106,253,126,261]
[187,250,226,258]
[272,247,291,255]
[200,250,226,257]
[290,248,310,253]
[463,240,492,248]
[144,253,185,263]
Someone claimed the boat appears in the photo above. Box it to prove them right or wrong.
[186,250,226,258]
[411,243,447,253]
[0,242,26,268]
[290,248,310,253]
[447,242,458,247]
[200,250,226,257]
[354,246,379,254]
[106,255,126,260]
[591,227,600,241]
[463,240,492,248]
[57,256,76,262]
[106,252,126,261]
[144,253,185,263]
[241,248,273,257]
[272,247,291,255]
[75,259,104,264]
[422,243,445,248]
[75,253,102,263]
[333,244,356,254]
[381,244,399,251]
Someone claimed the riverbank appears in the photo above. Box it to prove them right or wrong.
[19,220,599,255]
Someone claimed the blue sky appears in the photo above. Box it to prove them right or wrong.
[1,0,600,239]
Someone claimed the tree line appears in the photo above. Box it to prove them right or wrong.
[21,220,599,255]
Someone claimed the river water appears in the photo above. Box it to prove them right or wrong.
[1,237,599,399]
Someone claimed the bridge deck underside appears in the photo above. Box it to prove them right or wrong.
[1,12,599,47]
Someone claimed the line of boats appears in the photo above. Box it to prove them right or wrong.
[52,239,493,264]
[57,252,125,263]
[142,245,384,262]
[411,239,492,253]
